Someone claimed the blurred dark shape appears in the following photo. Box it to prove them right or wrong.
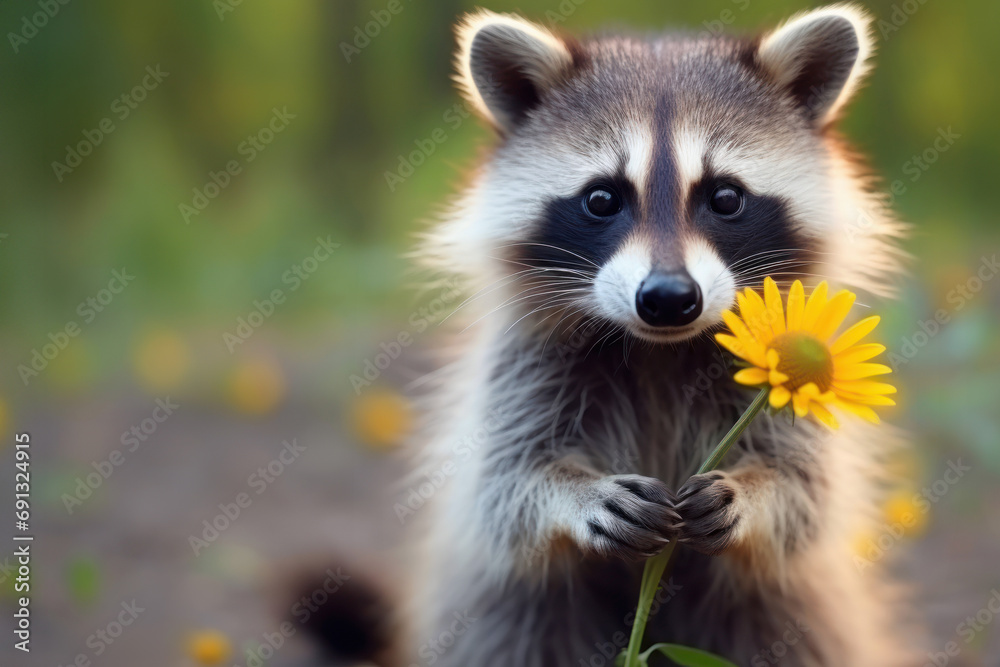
[291,563,394,664]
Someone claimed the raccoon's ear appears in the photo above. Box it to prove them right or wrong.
[454,10,576,134]
[757,5,874,125]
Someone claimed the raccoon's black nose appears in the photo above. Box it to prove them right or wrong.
[635,270,703,328]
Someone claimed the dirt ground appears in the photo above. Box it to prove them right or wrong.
[3,383,999,667]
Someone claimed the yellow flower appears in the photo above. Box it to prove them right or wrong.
[716,278,896,429]
[850,530,877,559]
[186,629,232,665]
[227,357,286,415]
[352,390,413,450]
[133,328,190,391]
[883,491,928,537]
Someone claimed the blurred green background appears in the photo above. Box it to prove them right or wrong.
[1,0,998,665]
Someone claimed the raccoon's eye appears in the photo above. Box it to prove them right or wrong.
[584,187,622,218]
[709,184,744,217]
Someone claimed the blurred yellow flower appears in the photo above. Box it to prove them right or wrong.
[883,492,928,537]
[850,530,878,559]
[186,629,232,665]
[716,278,896,429]
[352,390,413,450]
[227,357,286,415]
[133,329,190,391]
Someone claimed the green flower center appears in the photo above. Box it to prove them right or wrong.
[771,332,833,391]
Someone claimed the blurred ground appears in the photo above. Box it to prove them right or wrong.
[2,1,1000,665]
[0,375,407,667]
[2,334,999,667]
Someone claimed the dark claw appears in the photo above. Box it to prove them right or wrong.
[673,472,741,556]
[587,475,679,560]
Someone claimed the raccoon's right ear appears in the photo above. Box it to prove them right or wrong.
[757,5,875,125]
[454,10,577,134]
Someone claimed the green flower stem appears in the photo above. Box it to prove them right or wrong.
[622,388,770,667]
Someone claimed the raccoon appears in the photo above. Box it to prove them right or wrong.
[395,5,917,666]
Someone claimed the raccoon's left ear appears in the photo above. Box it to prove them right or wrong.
[757,4,874,125]
[454,10,577,134]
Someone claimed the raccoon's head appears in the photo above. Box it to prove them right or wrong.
[438,5,897,345]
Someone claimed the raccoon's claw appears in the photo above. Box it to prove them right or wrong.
[673,472,741,556]
[581,475,678,561]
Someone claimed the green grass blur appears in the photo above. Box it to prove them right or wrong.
[0,1,997,463]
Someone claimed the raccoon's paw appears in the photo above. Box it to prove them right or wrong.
[579,475,679,561]
[673,472,742,556]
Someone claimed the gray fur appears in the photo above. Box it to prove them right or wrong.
[403,7,918,667]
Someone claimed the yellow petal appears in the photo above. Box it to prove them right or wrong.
[725,310,766,349]
[769,369,789,385]
[792,389,810,417]
[766,348,780,370]
[833,379,898,395]
[720,313,768,367]
[716,332,745,357]
[814,290,857,341]
[801,281,829,330]
[764,277,786,336]
[830,316,881,355]
[799,382,820,398]
[739,288,771,343]
[848,394,896,407]
[734,367,769,385]
[832,388,897,406]
[834,343,886,365]
[811,402,840,429]
[786,280,805,330]
[769,385,791,409]
[834,363,893,381]
[716,334,766,369]
[835,399,881,424]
